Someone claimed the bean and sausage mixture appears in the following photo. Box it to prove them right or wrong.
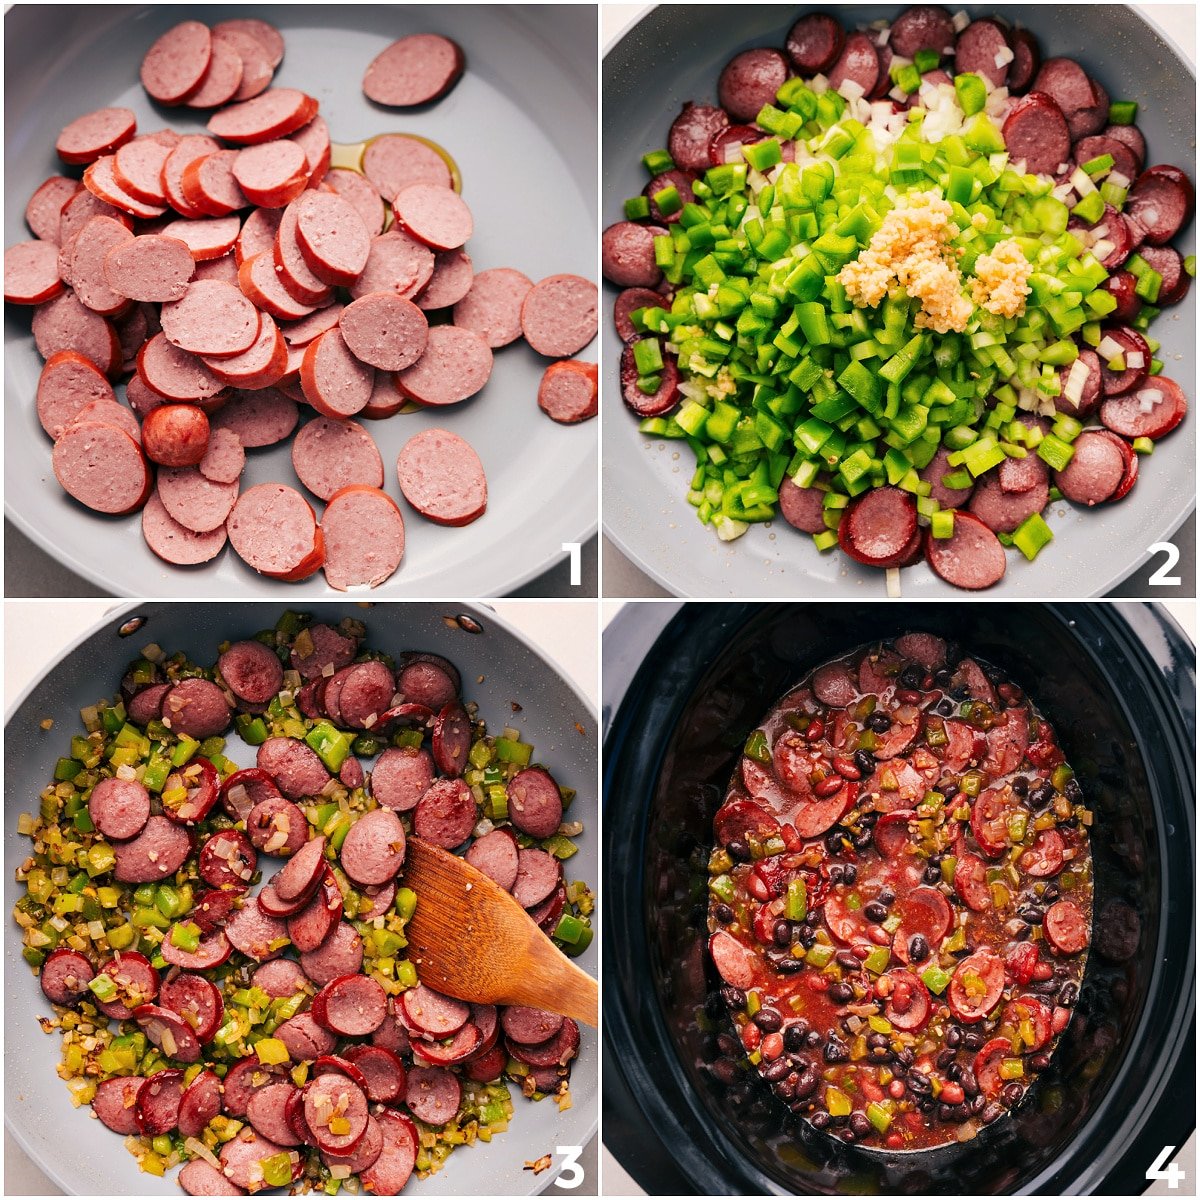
[15,613,592,1195]
[606,5,1193,590]
[707,631,1091,1149]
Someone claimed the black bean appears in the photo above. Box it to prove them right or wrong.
[878,886,896,905]
[835,950,860,970]
[1011,775,1030,797]
[981,1102,1004,1124]
[777,957,805,975]
[773,919,792,947]
[908,934,930,962]
[866,712,892,732]
[934,669,953,688]
[810,1110,832,1129]
[1017,905,1043,925]
[827,861,845,883]
[853,828,874,850]
[828,981,854,1003]
[1001,1082,1024,1106]
[1029,979,1059,994]
[922,864,941,885]
[1059,981,1079,1007]
[945,1026,962,1048]
[850,1112,873,1138]
[824,1038,849,1063]
[959,1069,979,1098]
[1064,778,1084,804]
[899,665,923,690]
[969,1093,986,1115]
[710,1058,739,1084]
[798,924,816,949]
[774,1075,796,1100]
[840,1127,857,1144]
[946,1062,963,1082]
[842,863,858,885]
[714,903,734,924]
[865,1032,889,1050]
[1028,781,1055,810]
[727,839,751,862]
[853,749,876,776]
[783,1025,805,1053]
[937,1103,954,1122]
[754,1007,783,1032]
[907,1071,931,1094]
[962,1031,984,1052]
[933,697,956,717]
[864,900,887,923]
[762,1058,791,1083]
[935,1048,955,1070]
[805,1029,822,1048]
[950,685,970,701]
[948,1103,970,1122]
[794,1067,819,1098]
[721,985,746,1010]
[896,1047,914,1067]
[1042,883,1061,904]
[717,1033,740,1056]
[1030,1053,1051,1071]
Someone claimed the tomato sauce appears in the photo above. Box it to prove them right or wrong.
[706,632,1093,1150]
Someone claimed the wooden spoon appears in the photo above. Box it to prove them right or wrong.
[402,837,598,1028]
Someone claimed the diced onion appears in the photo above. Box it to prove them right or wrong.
[1138,388,1164,413]
[838,78,866,101]
[1110,170,1130,188]
[993,45,1014,67]
[886,568,902,598]
[1125,350,1145,369]
[1091,239,1116,260]
[952,9,971,32]
[1097,334,1124,360]
[1062,358,1088,407]
[185,1138,221,1169]
[1070,166,1096,195]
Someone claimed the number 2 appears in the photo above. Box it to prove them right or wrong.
[1146,1144,1185,1189]
[1147,542,1181,586]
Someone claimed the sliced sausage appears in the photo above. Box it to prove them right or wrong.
[1100,376,1187,441]
[134,1069,186,1134]
[341,1045,406,1104]
[36,351,115,441]
[56,106,137,165]
[219,1126,301,1192]
[414,248,473,311]
[211,387,298,447]
[969,470,1049,534]
[252,957,308,998]
[247,1081,303,1147]
[777,476,827,534]
[602,219,665,290]
[26,175,82,241]
[924,510,1007,590]
[89,776,151,841]
[620,340,680,416]
[1003,92,1072,177]
[452,267,533,347]
[1032,57,1108,140]
[140,404,208,468]
[140,21,212,105]
[538,359,598,424]
[233,140,309,207]
[138,333,226,401]
[412,777,476,849]
[786,13,845,73]
[391,182,472,251]
[142,490,228,565]
[1044,899,1089,955]
[501,1006,563,1046]
[135,1002,202,1062]
[326,168,386,235]
[404,1066,461,1126]
[828,32,879,98]
[358,1110,418,1196]
[303,1070,369,1153]
[512,847,561,909]
[39,947,96,1007]
[103,234,194,303]
[340,808,406,886]
[1125,164,1195,246]
[156,468,236,535]
[1007,27,1041,92]
[160,972,224,1043]
[293,191,372,286]
[207,88,318,144]
[161,279,260,358]
[888,6,956,57]
[322,486,406,590]
[290,416,384,502]
[1137,245,1190,306]
[508,1016,580,1068]
[397,652,460,704]
[218,640,284,707]
[394,426,488,527]
[299,920,363,987]
[227,483,324,580]
[93,1076,147,1135]
[178,1159,245,1196]
[947,948,1005,1022]
[349,229,435,302]
[718,48,789,122]
[521,274,597,357]
[954,19,1010,87]
[362,33,464,106]
[370,746,434,812]
[198,829,257,889]
[1054,429,1125,505]
[506,767,563,839]
[51,421,149,516]
[4,240,64,306]
[668,103,730,173]
[838,487,918,568]
[464,827,520,891]
[225,900,289,962]
[287,867,343,952]
[1072,134,1140,184]
[313,974,388,1037]
[613,287,663,343]
[300,329,375,418]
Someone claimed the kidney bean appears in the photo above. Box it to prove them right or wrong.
[888,1078,906,1099]
[760,1034,785,1064]
[908,933,930,962]
[833,756,861,780]
[1051,1006,1072,1033]
[849,1112,873,1139]
[1032,961,1054,981]
[969,1093,986,1115]
[805,717,825,741]
[814,775,844,798]
[1001,1082,1025,1106]
[941,1082,965,1105]
[721,985,745,1009]
[834,950,859,970]
[741,1022,761,1051]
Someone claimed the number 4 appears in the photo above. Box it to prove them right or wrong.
[554,1145,584,1189]
[1146,1144,1185,1189]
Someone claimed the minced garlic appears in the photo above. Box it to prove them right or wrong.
[837,190,974,334]
[970,237,1033,318]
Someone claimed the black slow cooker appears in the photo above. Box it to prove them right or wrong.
[603,603,1194,1195]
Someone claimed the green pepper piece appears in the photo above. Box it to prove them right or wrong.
[305,722,351,774]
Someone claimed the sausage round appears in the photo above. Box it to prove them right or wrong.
[141,21,212,105]
[506,767,564,839]
[340,808,406,886]
[326,168,386,236]
[25,175,81,241]
[521,274,597,357]
[392,182,473,252]
[198,828,257,888]
[668,103,730,172]
[828,31,879,97]
[4,241,64,306]
[778,476,828,534]
[362,34,464,107]
[394,421,490,526]
[252,958,307,998]
[370,747,433,812]
[207,88,318,145]
[89,776,151,841]
[93,1076,147,1135]
[339,293,428,371]
[300,329,375,418]
[300,920,364,986]
[52,421,149,516]
[1002,93,1071,177]
[142,490,229,565]
[211,387,298,447]
[538,360,598,424]
[321,486,406,591]
[219,640,284,706]
[314,974,388,1036]
[786,13,845,73]
[404,1066,461,1126]
[350,230,434,301]
[718,48,789,123]
[601,222,662,289]
[36,351,115,439]
[924,511,1007,590]
[1054,429,1125,505]
[396,327,492,407]
[512,847,561,909]
[57,107,137,164]
[247,1081,303,1147]
[258,739,330,802]
[40,947,96,1007]
[225,900,289,961]
[291,417,383,501]
[227,483,324,580]
[103,234,194,303]
[232,140,309,207]
[415,248,474,310]
[138,334,226,401]
[452,267,534,347]
[413,777,477,849]
[142,404,210,467]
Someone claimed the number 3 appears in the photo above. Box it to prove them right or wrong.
[1146,1144,1185,1189]
[554,1145,584,1189]
[1147,542,1181,586]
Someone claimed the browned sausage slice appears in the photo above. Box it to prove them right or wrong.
[40,947,96,1006]
[464,828,519,891]
[718,48,789,122]
[340,808,406,886]
[1002,93,1071,177]
[924,511,1007,590]
[362,34,464,107]
[89,776,151,841]
[1044,899,1088,954]
[1100,377,1187,441]
[1054,429,1125,505]
[601,222,663,289]
[413,777,476,848]
[668,103,730,173]
[506,767,564,839]
[786,14,845,73]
